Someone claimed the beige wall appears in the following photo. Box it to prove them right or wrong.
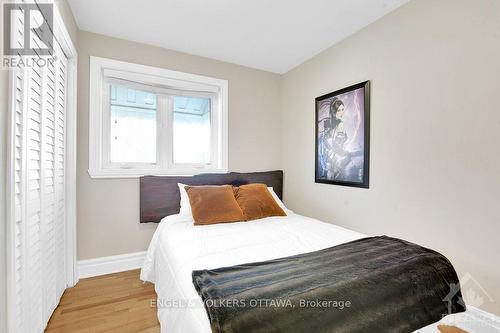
[281,0,500,314]
[76,31,282,259]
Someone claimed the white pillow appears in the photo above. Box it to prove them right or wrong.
[267,187,293,215]
[177,183,192,216]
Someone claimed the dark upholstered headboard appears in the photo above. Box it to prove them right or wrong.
[140,170,283,223]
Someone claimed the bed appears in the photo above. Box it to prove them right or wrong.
[139,171,499,333]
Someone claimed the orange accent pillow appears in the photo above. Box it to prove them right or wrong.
[185,185,245,225]
[234,183,287,221]
[438,325,468,333]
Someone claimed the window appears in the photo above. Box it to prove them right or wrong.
[172,96,212,164]
[88,57,228,177]
[110,85,157,164]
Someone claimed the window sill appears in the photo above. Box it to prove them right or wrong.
[87,168,230,179]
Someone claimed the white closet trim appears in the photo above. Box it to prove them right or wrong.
[53,2,78,288]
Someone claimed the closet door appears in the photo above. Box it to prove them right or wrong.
[54,40,68,305]
[26,52,44,333]
[40,40,68,323]
[7,27,70,333]
[11,35,28,333]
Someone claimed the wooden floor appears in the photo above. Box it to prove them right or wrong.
[45,269,160,333]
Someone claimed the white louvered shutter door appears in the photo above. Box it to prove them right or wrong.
[26,57,44,333]
[54,41,68,301]
[10,4,27,333]
[8,5,70,332]
[41,44,57,322]
[12,27,28,333]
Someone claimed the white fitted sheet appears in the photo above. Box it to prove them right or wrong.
[140,212,499,333]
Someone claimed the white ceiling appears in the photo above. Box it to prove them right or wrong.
[67,0,410,74]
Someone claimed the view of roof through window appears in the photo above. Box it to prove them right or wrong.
[110,85,212,165]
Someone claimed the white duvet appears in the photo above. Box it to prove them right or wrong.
[140,212,498,333]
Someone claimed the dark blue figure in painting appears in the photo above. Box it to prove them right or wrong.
[318,92,364,183]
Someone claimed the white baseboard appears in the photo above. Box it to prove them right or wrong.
[77,251,147,279]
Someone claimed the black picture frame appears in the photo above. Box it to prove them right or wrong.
[315,81,370,188]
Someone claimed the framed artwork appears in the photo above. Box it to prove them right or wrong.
[315,81,370,188]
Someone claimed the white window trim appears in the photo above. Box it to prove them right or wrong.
[88,56,229,178]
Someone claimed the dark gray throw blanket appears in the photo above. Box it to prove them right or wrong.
[192,236,465,333]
